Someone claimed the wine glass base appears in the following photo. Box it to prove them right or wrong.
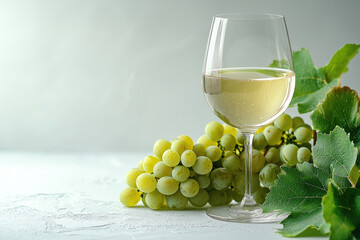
[206,204,289,223]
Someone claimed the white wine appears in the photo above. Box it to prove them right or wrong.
[203,68,295,132]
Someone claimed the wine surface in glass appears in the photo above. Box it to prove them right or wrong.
[203,67,295,131]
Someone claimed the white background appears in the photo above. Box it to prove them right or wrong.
[0,0,359,152]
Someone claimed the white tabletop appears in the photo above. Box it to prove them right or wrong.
[0,152,327,240]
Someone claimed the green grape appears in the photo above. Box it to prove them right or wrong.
[292,116,304,130]
[222,155,241,173]
[253,133,268,150]
[252,174,261,193]
[157,176,179,195]
[297,147,312,163]
[224,151,235,158]
[220,134,236,151]
[233,172,260,193]
[223,124,237,137]
[125,168,145,188]
[180,179,200,198]
[209,168,233,190]
[153,161,172,178]
[263,125,283,146]
[145,189,165,210]
[136,173,157,193]
[256,124,271,134]
[265,147,281,164]
[120,187,142,207]
[141,193,148,207]
[274,113,293,131]
[205,121,224,141]
[253,187,270,204]
[239,153,245,171]
[153,139,171,159]
[232,189,244,202]
[236,130,244,144]
[181,150,197,167]
[297,123,312,130]
[294,126,313,143]
[280,144,299,166]
[259,163,281,188]
[177,135,193,150]
[165,190,188,210]
[138,159,145,171]
[143,155,161,173]
[225,188,233,205]
[192,143,206,157]
[171,138,191,156]
[172,165,190,183]
[192,156,213,175]
[189,189,209,207]
[162,149,180,167]
[205,145,222,162]
[196,174,210,189]
[197,135,217,149]
[239,149,265,173]
[208,190,227,206]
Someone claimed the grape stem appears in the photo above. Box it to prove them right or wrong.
[217,141,226,158]
[280,131,300,147]
[240,133,257,207]
[234,144,242,156]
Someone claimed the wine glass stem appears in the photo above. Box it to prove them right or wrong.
[241,133,257,207]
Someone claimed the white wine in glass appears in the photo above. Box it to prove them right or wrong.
[203,14,295,223]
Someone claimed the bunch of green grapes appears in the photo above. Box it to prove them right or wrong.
[254,114,313,202]
[120,113,314,209]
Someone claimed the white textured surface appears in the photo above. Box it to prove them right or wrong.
[0,153,327,239]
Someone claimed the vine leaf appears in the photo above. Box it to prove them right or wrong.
[322,181,360,240]
[324,43,360,82]
[278,208,329,237]
[263,162,329,214]
[312,126,358,189]
[290,44,360,113]
[310,87,360,152]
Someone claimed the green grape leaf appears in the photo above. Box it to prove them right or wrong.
[278,208,329,237]
[290,44,360,113]
[322,181,360,240]
[312,126,358,189]
[324,44,360,82]
[310,87,360,151]
[289,49,335,113]
[262,162,329,214]
[291,49,327,98]
[290,79,338,113]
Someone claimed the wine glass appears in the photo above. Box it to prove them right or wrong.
[202,13,295,223]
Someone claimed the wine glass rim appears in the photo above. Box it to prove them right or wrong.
[214,13,284,20]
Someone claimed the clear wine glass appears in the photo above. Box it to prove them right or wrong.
[202,13,295,223]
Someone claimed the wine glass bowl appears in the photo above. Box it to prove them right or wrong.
[203,67,295,133]
[202,13,295,223]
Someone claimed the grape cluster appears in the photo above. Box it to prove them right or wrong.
[120,113,313,210]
